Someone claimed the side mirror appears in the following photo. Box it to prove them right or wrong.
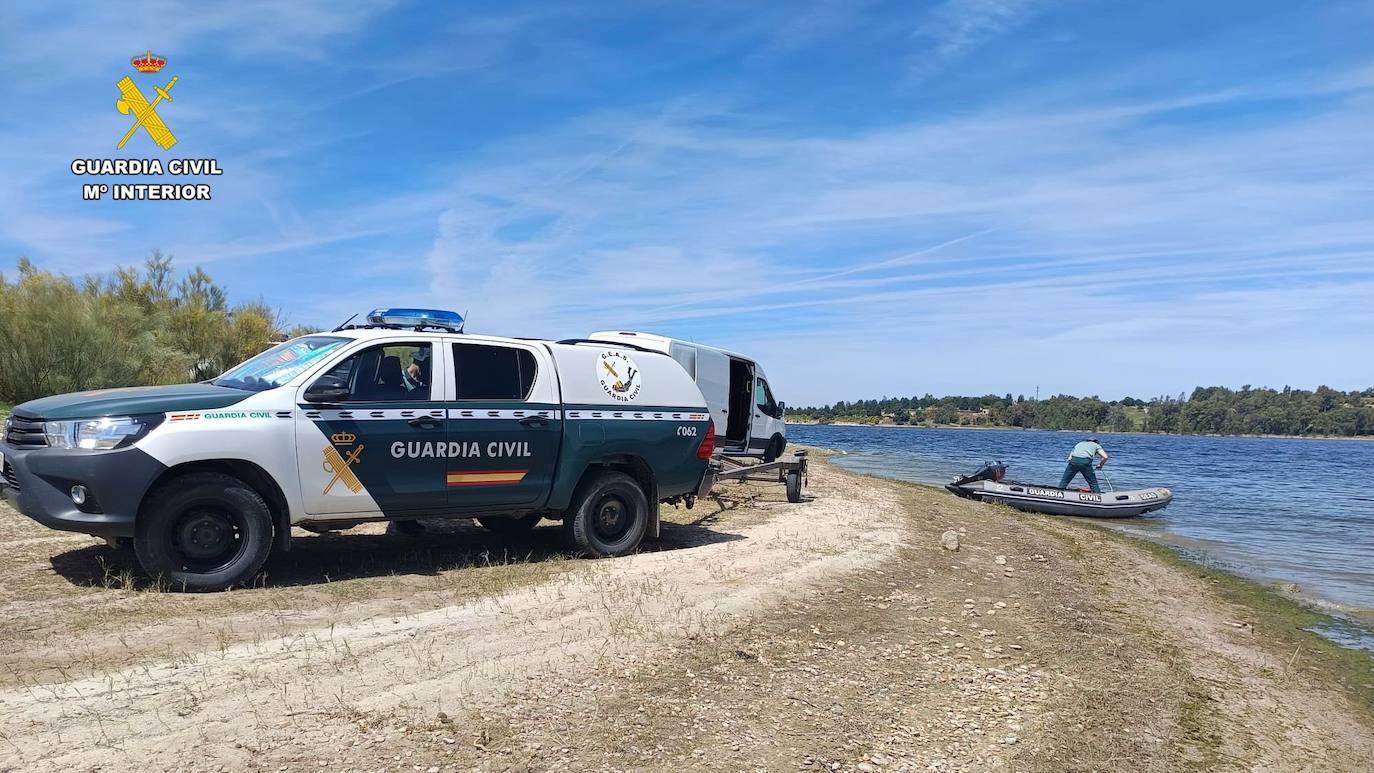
[778,401,786,412]
[304,375,351,403]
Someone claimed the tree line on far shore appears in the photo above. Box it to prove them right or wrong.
[0,255,310,405]
[791,387,1374,438]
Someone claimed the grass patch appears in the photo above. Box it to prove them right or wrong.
[1178,686,1225,768]
[1060,519,1374,711]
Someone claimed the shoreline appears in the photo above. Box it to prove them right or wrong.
[819,454,1374,763]
[817,444,1374,638]
[788,419,1374,442]
[818,444,1374,648]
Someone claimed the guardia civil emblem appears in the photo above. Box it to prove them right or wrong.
[322,432,364,495]
[597,351,642,402]
[117,51,179,150]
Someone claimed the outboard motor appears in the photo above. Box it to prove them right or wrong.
[946,462,1006,497]
[945,464,1011,499]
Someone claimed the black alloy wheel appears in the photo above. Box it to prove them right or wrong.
[563,470,649,557]
[592,495,632,543]
[171,506,247,573]
[134,472,274,592]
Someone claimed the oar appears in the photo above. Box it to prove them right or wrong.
[1099,469,1116,492]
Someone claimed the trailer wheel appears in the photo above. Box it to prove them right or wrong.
[478,514,542,533]
[134,472,273,592]
[563,470,649,557]
[786,469,803,503]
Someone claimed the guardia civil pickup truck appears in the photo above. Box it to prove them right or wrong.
[1,309,716,591]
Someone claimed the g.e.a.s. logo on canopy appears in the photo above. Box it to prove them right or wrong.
[69,50,222,202]
[597,350,642,402]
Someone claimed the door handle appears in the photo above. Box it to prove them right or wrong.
[408,416,442,429]
[518,415,549,427]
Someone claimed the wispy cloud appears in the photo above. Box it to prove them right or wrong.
[400,50,1374,401]
[2,1,1371,402]
[907,0,1054,80]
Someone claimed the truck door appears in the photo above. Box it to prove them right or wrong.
[752,376,782,451]
[725,358,754,447]
[295,339,449,515]
[446,341,561,510]
[684,345,731,444]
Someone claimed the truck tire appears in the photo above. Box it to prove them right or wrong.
[763,435,786,463]
[387,519,426,536]
[563,470,649,557]
[478,514,542,533]
[104,536,133,552]
[133,472,274,592]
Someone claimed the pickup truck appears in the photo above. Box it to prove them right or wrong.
[1,309,716,590]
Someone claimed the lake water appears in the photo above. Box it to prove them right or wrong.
[786,424,1374,649]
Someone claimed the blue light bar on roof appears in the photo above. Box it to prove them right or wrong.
[366,308,465,331]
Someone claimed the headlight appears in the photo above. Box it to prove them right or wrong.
[44,416,160,450]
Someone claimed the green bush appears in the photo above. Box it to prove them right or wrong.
[0,254,287,404]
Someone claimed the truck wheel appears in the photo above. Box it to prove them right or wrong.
[133,472,273,592]
[104,536,133,552]
[763,435,786,463]
[786,469,803,503]
[387,519,426,536]
[478,515,542,533]
[563,470,649,557]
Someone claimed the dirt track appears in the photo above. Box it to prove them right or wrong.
[1,456,1371,771]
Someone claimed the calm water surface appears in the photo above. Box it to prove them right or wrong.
[787,424,1374,648]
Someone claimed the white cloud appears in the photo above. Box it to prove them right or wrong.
[908,0,1055,80]
[406,64,1374,401]
[3,3,1371,403]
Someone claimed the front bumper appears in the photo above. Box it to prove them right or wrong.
[1,442,166,538]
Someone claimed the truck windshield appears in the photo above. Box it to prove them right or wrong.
[212,336,350,392]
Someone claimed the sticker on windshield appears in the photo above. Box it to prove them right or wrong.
[597,350,642,402]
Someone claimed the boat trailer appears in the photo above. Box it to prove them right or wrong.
[708,450,808,503]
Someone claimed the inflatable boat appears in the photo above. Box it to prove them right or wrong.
[945,463,1172,518]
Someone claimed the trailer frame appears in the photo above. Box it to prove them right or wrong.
[706,449,808,503]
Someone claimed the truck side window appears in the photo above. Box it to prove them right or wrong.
[320,342,432,401]
[755,378,778,418]
[453,343,537,400]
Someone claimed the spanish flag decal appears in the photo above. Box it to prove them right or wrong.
[446,469,529,487]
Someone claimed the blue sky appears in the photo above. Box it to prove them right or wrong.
[2,1,1372,405]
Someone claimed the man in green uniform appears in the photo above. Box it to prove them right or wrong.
[1059,437,1109,492]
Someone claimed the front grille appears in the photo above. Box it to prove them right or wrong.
[4,416,47,449]
[2,461,19,491]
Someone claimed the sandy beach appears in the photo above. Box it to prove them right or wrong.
[1,453,1371,771]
